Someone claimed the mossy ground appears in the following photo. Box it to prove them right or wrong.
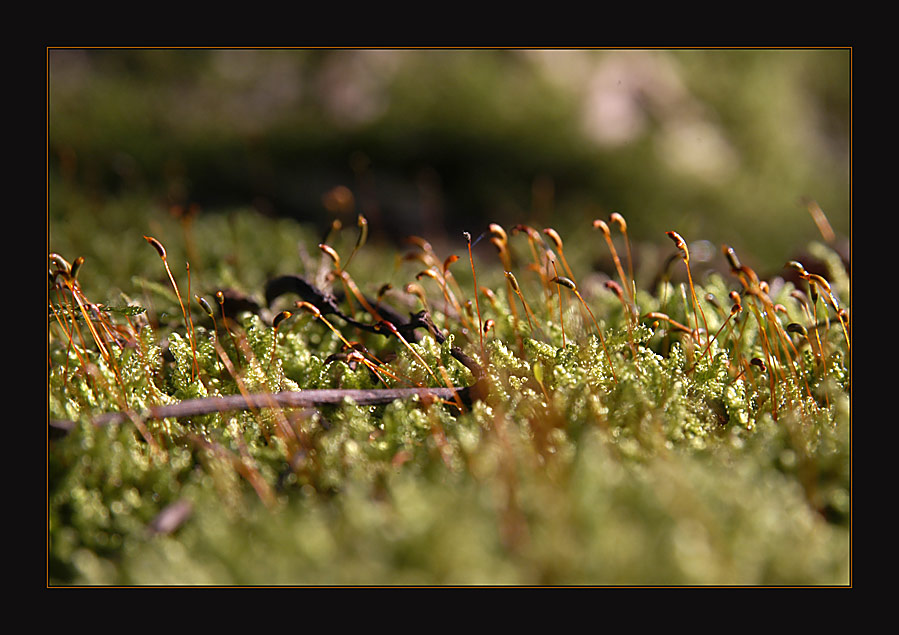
[48,196,850,586]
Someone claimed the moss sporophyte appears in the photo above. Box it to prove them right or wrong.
[49,211,850,585]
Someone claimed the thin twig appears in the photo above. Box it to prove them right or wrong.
[50,386,474,431]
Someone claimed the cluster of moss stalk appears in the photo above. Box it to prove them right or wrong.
[48,211,850,585]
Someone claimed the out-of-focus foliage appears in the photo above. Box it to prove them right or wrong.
[48,48,849,271]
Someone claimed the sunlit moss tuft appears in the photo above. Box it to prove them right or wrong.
[48,211,850,585]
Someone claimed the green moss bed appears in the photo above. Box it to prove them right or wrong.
[48,203,850,586]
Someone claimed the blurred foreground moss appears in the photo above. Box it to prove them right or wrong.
[51,418,848,585]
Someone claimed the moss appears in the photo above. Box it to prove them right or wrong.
[48,205,850,585]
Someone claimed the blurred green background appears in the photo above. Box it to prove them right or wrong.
[48,48,850,274]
